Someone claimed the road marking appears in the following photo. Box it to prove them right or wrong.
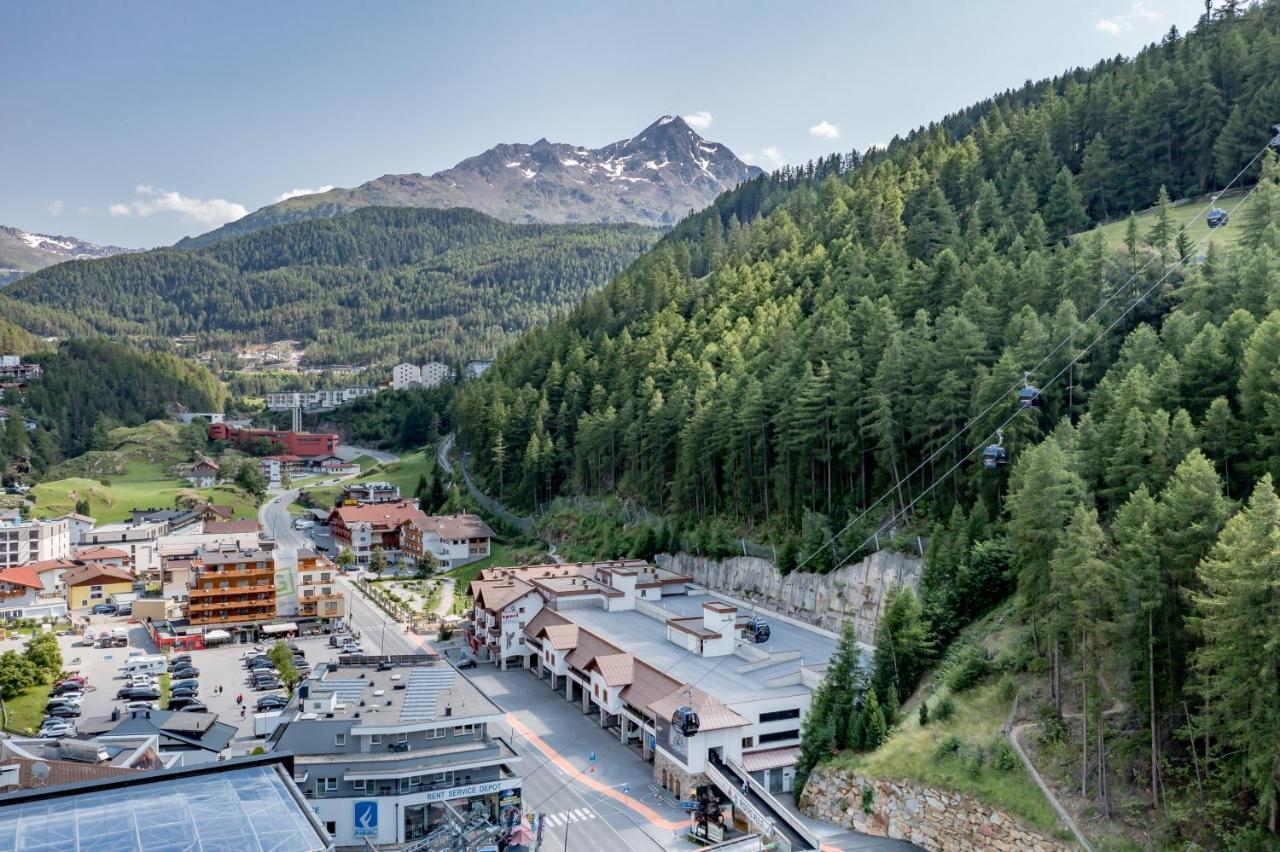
[506,714,690,832]
[543,807,596,827]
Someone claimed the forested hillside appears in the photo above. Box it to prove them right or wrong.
[455,3,1280,840]
[13,339,225,471]
[2,207,657,366]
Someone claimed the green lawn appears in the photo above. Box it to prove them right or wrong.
[32,472,257,523]
[159,672,171,709]
[297,449,434,511]
[1,678,52,735]
[442,542,514,587]
[1084,187,1256,253]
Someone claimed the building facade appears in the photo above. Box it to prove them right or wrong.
[81,521,165,575]
[296,550,345,623]
[266,387,376,412]
[402,514,494,570]
[339,481,401,505]
[0,512,70,569]
[63,563,135,610]
[55,513,95,546]
[186,549,277,630]
[327,501,426,566]
[207,424,339,458]
[266,656,520,847]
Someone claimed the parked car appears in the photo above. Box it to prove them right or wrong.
[47,692,83,706]
[169,666,199,679]
[255,695,289,711]
[127,676,158,689]
[44,704,81,718]
[245,657,273,670]
[167,656,192,670]
[90,603,117,615]
[54,675,87,688]
[37,719,74,738]
[123,701,156,712]
[252,678,283,691]
[170,680,199,693]
[169,677,198,689]
[117,686,161,701]
[456,659,477,670]
[51,682,85,696]
[167,696,206,712]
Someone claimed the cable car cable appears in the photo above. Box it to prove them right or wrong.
[794,139,1275,572]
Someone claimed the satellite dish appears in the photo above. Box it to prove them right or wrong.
[30,762,50,786]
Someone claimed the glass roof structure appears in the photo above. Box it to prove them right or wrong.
[0,762,330,852]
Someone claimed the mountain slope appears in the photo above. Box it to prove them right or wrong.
[3,207,658,366]
[456,6,1280,842]
[180,116,761,247]
[0,226,133,283]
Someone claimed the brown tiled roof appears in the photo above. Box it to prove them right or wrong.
[471,578,534,612]
[202,519,260,534]
[0,565,42,589]
[540,623,580,651]
[650,685,748,731]
[0,755,144,790]
[565,629,623,672]
[588,653,635,687]
[619,660,682,716]
[62,563,135,588]
[523,607,569,641]
[412,513,495,540]
[330,500,428,531]
[74,546,129,561]
[740,746,801,772]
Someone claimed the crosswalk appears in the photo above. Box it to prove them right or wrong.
[541,808,597,828]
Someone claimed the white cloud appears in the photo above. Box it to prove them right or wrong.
[108,185,247,226]
[1095,1,1163,36]
[683,110,714,130]
[808,120,841,140]
[761,146,786,169]
[274,185,335,203]
[46,200,64,216]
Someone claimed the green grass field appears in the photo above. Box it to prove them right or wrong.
[30,420,260,522]
[1,677,52,735]
[1085,187,1256,253]
[442,542,514,587]
[297,449,433,510]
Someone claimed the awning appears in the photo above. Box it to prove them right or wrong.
[739,746,800,773]
[261,622,298,635]
[204,629,232,641]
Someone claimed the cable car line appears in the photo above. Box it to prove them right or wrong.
[820,178,1263,575]
[793,136,1275,573]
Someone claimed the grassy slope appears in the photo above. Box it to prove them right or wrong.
[828,609,1063,837]
[31,420,258,522]
[1084,187,1255,252]
[298,450,430,509]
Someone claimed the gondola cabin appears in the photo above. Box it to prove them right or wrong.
[1208,207,1229,229]
[673,705,700,737]
[744,617,771,644]
[1018,385,1042,409]
[982,444,1009,470]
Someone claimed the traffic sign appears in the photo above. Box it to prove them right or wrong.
[622,785,630,795]
[589,751,596,762]
[680,800,698,811]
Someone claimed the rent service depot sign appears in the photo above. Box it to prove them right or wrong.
[353,801,378,837]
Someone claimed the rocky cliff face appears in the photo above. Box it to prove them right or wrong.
[657,549,923,644]
[800,765,1071,851]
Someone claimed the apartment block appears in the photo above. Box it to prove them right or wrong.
[187,549,276,629]
[296,550,345,623]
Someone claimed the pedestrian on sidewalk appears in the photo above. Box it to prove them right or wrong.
[240,706,246,720]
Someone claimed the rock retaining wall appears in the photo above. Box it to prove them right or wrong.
[799,765,1072,851]
[658,550,923,644]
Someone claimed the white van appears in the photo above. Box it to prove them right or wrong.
[120,655,165,677]
[293,519,314,530]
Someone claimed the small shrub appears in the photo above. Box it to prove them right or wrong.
[918,702,929,727]
[934,696,956,722]
[991,739,1019,771]
[945,645,990,692]
[860,785,874,815]
[997,673,1018,702]
[934,735,963,760]
[964,745,985,778]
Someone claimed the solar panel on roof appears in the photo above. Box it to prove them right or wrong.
[321,679,368,701]
[400,667,456,722]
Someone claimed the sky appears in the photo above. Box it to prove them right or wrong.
[1,0,1206,248]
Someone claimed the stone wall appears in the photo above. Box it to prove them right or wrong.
[799,765,1072,851]
[658,550,923,644]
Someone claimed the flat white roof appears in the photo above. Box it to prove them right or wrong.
[559,593,842,710]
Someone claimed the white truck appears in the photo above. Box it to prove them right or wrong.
[120,655,166,677]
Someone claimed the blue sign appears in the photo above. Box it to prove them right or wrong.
[589,751,596,762]
[680,800,698,811]
[353,801,378,837]
[622,785,630,795]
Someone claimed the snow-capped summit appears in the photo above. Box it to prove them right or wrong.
[0,226,134,283]
[182,116,764,246]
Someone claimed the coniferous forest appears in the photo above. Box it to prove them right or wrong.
[454,4,1280,839]
[1,207,657,366]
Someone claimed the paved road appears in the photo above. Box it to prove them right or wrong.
[340,580,686,850]
[436,432,455,475]
[337,443,398,465]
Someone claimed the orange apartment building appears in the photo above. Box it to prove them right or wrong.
[186,549,276,628]
[296,549,345,623]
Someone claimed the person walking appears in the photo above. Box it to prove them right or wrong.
[240,706,246,720]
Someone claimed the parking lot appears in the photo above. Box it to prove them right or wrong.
[36,613,351,750]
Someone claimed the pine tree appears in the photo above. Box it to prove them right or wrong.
[1191,475,1280,832]
[1147,185,1175,250]
[1044,166,1088,237]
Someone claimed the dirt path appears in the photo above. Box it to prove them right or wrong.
[1006,711,1095,851]
[431,577,455,616]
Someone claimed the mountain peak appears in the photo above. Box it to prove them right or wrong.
[0,225,134,283]
[181,117,763,246]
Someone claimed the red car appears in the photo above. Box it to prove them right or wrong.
[55,675,88,687]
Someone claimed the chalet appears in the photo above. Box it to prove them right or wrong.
[188,457,220,488]
[259,454,304,484]
[73,546,130,571]
[62,563,136,610]
[402,513,495,569]
[326,499,427,566]
[0,564,66,619]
